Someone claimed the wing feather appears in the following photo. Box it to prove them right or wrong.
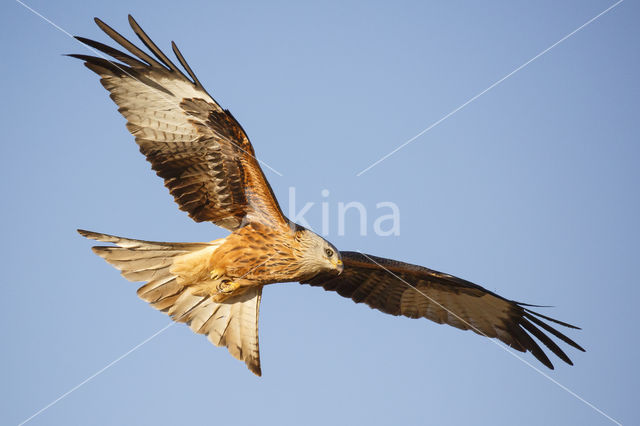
[70,16,287,231]
[302,251,584,369]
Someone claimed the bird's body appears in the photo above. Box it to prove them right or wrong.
[78,220,340,375]
[171,221,341,302]
[72,15,583,376]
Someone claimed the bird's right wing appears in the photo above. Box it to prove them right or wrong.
[302,251,584,369]
[70,16,287,232]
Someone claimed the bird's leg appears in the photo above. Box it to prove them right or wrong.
[212,279,241,302]
[208,269,241,302]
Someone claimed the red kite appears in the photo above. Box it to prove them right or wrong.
[73,16,583,376]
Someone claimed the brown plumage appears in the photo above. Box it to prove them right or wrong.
[303,253,584,369]
[74,15,583,376]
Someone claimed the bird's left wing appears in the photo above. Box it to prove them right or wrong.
[302,251,584,369]
[70,15,287,232]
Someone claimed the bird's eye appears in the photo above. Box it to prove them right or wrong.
[325,248,334,258]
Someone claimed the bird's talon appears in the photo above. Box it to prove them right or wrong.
[217,279,240,294]
[211,280,241,302]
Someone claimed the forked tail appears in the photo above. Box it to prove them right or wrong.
[78,229,263,376]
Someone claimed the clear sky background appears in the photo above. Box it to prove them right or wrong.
[2,1,638,425]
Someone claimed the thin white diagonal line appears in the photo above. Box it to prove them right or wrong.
[356,0,624,176]
[15,0,285,177]
[17,322,175,426]
[15,0,73,37]
[356,250,622,426]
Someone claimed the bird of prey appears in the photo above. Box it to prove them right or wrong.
[72,15,584,376]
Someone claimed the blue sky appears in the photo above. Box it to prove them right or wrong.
[2,1,638,425]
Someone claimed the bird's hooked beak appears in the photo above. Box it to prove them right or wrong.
[335,259,344,274]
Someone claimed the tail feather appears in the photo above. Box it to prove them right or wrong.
[138,275,182,303]
[78,229,263,376]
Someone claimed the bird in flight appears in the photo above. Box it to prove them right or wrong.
[73,15,584,376]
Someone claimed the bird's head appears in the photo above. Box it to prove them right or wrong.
[294,228,343,277]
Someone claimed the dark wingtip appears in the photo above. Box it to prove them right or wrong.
[67,36,87,58]
[523,311,586,355]
[525,308,582,330]
[516,302,554,308]
[521,318,574,366]
[75,35,99,46]
[128,14,137,28]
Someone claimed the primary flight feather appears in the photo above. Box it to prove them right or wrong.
[73,15,583,376]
